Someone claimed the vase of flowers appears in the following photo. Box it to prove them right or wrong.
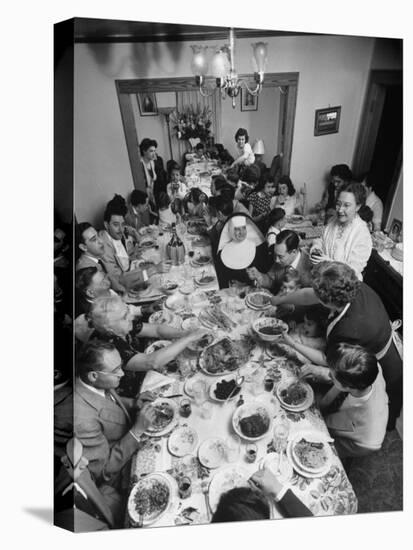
[170,104,212,148]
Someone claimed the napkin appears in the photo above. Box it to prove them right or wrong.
[140,370,175,393]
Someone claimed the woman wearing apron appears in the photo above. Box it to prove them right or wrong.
[272,261,402,431]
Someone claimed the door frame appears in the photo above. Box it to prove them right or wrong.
[352,69,402,227]
[115,72,299,190]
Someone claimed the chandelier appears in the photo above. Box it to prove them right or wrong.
[190,28,268,108]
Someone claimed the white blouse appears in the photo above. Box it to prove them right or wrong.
[271,194,298,216]
[315,215,372,280]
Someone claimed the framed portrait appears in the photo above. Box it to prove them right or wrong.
[137,92,158,116]
[388,218,402,242]
[314,106,341,136]
[241,89,258,111]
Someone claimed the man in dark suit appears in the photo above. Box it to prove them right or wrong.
[54,340,156,487]
[247,229,313,292]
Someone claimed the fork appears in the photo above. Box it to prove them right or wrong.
[201,480,212,521]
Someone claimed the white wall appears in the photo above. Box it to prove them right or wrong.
[222,86,280,167]
[73,35,377,226]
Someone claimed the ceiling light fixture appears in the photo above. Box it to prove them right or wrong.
[191,28,268,108]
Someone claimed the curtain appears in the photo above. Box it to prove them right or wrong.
[174,90,222,160]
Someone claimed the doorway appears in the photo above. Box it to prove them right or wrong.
[352,70,402,226]
[115,73,299,192]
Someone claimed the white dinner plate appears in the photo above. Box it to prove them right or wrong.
[167,426,199,457]
[144,398,178,437]
[198,438,227,469]
[276,380,314,412]
[127,472,176,526]
[286,431,333,478]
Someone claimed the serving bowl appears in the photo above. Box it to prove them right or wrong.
[232,401,273,442]
[252,317,289,342]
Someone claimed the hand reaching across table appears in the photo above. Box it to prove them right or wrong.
[299,363,330,383]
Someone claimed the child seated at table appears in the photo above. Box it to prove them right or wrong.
[158,192,177,227]
[289,304,328,356]
[185,188,209,218]
[166,162,188,201]
[266,207,287,249]
[320,342,389,458]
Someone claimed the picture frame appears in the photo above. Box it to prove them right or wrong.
[240,89,258,112]
[137,92,158,116]
[388,218,402,242]
[314,106,341,136]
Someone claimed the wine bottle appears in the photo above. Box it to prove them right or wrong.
[166,223,185,266]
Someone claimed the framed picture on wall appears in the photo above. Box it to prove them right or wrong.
[137,92,158,116]
[388,218,402,242]
[314,106,341,136]
[241,89,258,111]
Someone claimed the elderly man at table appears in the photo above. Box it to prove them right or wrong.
[212,468,312,522]
[247,229,313,292]
[315,342,389,458]
[54,340,157,487]
[99,195,145,294]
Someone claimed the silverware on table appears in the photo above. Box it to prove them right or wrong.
[162,394,183,399]
[201,480,212,521]
[225,375,245,402]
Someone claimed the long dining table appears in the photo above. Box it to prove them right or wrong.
[123,222,358,528]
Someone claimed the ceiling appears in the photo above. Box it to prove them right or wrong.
[72,17,313,43]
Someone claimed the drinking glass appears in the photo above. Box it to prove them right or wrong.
[179,398,192,418]
[192,379,207,406]
[200,401,213,419]
[178,476,192,499]
[225,435,241,463]
[245,443,258,463]
[273,416,290,454]
[251,370,264,396]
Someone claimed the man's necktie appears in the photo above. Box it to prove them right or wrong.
[97,259,107,273]
[105,389,132,424]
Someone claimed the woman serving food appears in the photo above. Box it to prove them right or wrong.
[271,261,402,431]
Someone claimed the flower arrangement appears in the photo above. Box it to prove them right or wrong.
[171,104,212,142]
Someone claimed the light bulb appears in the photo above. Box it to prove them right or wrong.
[190,45,209,76]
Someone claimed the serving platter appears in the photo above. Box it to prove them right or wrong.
[198,338,241,376]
